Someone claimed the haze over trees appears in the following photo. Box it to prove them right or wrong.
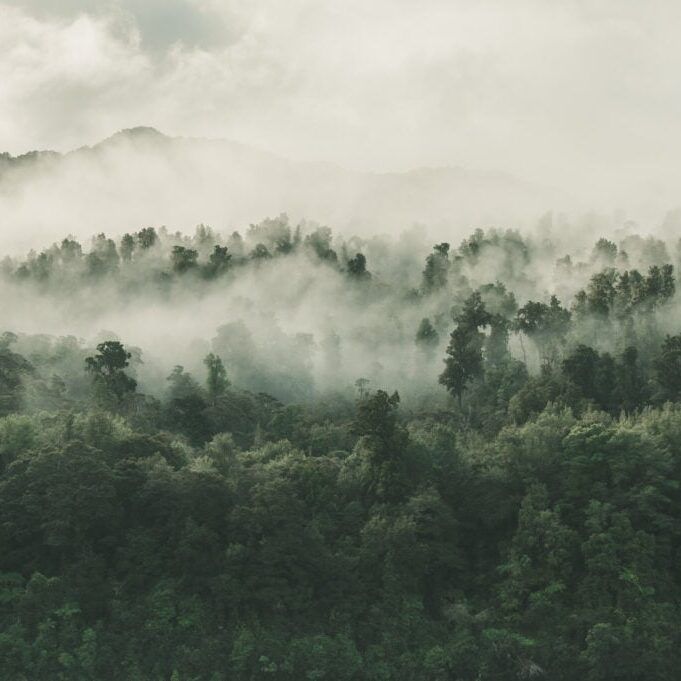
[3,215,681,678]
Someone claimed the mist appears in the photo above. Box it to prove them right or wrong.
[7,4,681,677]
[3,0,681,217]
[3,213,680,410]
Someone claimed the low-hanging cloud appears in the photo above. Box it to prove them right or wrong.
[1,0,681,216]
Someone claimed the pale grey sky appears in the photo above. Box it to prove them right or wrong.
[1,0,680,207]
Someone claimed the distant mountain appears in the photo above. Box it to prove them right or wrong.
[0,127,569,252]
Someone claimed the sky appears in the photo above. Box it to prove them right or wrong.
[1,0,681,207]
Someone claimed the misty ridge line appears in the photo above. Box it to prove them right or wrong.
[0,125,588,258]
[0,125,553,188]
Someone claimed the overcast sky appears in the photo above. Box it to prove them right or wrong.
[1,0,680,207]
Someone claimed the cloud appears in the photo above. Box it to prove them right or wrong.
[1,0,681,213]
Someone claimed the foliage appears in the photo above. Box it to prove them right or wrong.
[2,224,681,678]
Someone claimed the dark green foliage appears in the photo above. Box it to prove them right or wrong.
[616,346,646,412]
[439,324,484,407]
[592,237,617,263]
[440,292,489,406]
[171,245,199,273]
[205,244,231,277]
[137,227,157,249]
[4,226,681,679]
[304,226,337,262]
[576,264,675,321]
[119,233,135,261]
[0,333,34,418]
[654,334,681,401]
[421,242,450,293]
[353,390,411,500]
[86,233,119,277]
[515,295,570,366]
[85,341,137,407]
[347,252,370,279]
[203,352,229,403]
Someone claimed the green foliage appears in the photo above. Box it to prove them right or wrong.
[346,252,370,280]
[85,341,137,407]
[3,225,681,679]
[203,353,229,403]
[421,243,450,293]
[415,318,439,350]
[654,334,681,401]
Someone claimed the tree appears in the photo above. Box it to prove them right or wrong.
[164,366,209,443]
[456,291,491,329]
[205,245,231,278]
[440,293,488,407]
[86,234,119,278]
[137,227,157,249]
[250,243,272,260]
[422,243,450,293]
[84,341,137,405]
[654,334,681,400]
[355,377,370,399]
[415,318,439,351]
[347,253,370,280]
[204,353,229,403]
[0,339,33,417]
[562,345,599,400]
[119,233,135,261]
[171,246,198,274]
[304,227,337,262]
[615,347,646,412]
[591,238,617,264]
[585,269,618,317]
[439,325,484,408]
[354,389,410,500]
[515,296,570,367]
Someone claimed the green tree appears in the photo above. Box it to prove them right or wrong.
[84,341,137,406]
[415,318,439,352]
[615,346,646,412]
[171,246,198,274]
[440,293,490,408]
[119,233,135,261]
[654,334,681,401]
[137,227,157,249]
[354,389,410,500]
[421,243,450,293]
[439,325,484,408]
[204,353,229,403]
[347,252,370,280]
[205,244,231,278]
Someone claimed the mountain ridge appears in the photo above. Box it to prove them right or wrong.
[0,126,557,194]
[0,127,570,254]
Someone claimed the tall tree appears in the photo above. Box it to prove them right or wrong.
[84,341,137,406]
[654,334,681,401]
[415,318,439,352]
[204,353,229,404]
[421,243,450,293]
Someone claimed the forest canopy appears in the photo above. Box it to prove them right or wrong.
[3,215,681,679]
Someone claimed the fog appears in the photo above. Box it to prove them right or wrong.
[2,1,681,404]
[0,126,574,254]
[2,212,680,407]
[2,0,681,211]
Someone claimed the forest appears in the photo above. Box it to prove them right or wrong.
[3,215,681,679]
